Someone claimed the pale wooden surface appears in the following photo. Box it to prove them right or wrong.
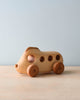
[0,66,80,100]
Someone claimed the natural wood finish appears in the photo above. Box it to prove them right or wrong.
[27,64,39,77]
[15,47,64,76]
[0,66,80,100]
[53,62,64,74]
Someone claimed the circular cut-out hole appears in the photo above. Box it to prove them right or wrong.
[48,55,53,61]
[28,55,35,63]
[40,56,45,62]
[56,55,60,60]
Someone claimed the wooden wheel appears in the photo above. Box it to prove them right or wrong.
[27,65,39,77]
[53,62,64,74]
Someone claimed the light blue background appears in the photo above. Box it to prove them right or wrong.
[0,0,80,66]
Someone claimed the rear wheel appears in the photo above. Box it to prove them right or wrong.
[27,65,39,77]
[53,62,64,74]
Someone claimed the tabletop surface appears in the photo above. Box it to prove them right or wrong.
[0,66,80,100]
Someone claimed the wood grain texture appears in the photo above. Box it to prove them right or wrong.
[0,66,80,100]
[15,47,64,75]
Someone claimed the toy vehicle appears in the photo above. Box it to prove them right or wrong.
[15,47,64,77]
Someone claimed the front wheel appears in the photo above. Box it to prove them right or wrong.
[27,65,39,77]
[53,62,64,74]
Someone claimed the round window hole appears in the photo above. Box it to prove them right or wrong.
[56,55,60,60]
[40,56,45,62]
[48,55,53,61]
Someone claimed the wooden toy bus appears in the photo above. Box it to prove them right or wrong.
[15,47,64,77]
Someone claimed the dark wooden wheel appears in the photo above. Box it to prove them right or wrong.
[53,62,64,74]
[27,65,39,77]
